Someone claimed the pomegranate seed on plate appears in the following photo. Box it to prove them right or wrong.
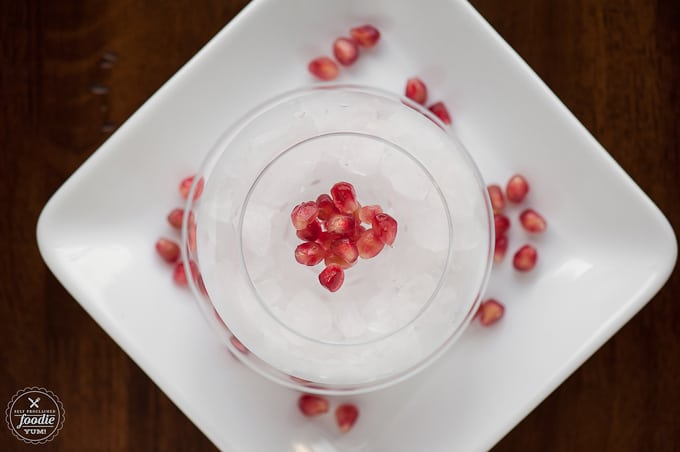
[319,264,345,292]
[350,24,381,48]
[330,181,359,214]
[372,213,398,246]
[230,336,249,354]
[325,253,356,269]
[519,208,547,233]
[156,238,180,263]
[506,174,529,203]
[405,78,428,105]
[167,208,184,229]
[356,229,385,259]
[333,37,359,66]
[494,235,508,263]
[298,394,330,417]
[291,201,319,230]
[326,213,356,235]
[296,220,322,241]
[331,238,359,264]
[308,57,339,81]
[358,205,382,224]
[487,185,505,214]
[172,262,188,286]
[295,242,326,266]
[179,175,204,201]
[513,244,538,271]
[428,102,452,125]
[335,404,359,433]
[316,193,338,220]
[316,231,342,251]
[494,214,510,237]
[478,299,505,326]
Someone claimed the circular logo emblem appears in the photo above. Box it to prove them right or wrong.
[5,387,65,444]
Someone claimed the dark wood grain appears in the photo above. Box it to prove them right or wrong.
[1,0,678,450]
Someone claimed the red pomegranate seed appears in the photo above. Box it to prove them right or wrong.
[308,57,339,81]
[494,214,510,237]
[179,175,204,201]
[319,264,345,292]
[351,224,367,241]
[331,238,359,264]
[494,235,508,263]
[325,253,356,269]
[356,229,385,259]
[350,24,380,48]
[316,194,338,220]
[326,214,356,235]
[291,201,319,230]
[295,242,326,266]
[513,244,538,271]
[519,208,547,233]
[316,231,342,251]
[372,213,398,246]
[330,181,359,214]
[173,262,188,286]
[428,102,452,125]
[156,238,180,263]
[405,78,428,105]
[333,37,359,66]
[230,336,249,354]
[187,212,197,251]
[358,205,382,224]
[167,208,184,229]
[487,185,505,214]
[506,174,530,203]
[296,220,322,242]
[298,394,329,417]
[478,299,505,326]
[335,404,359,433]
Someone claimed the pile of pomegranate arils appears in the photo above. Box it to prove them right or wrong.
[292,181,397,292]
[478,174,547,326]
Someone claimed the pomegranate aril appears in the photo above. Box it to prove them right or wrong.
[295,242,326,266]
[316,231,343,251]
[298,394,330,417]
[478,299,505,326]
[358,205,382,224]
[330,181,359,214]
[506,174,529,203]
[487,184,505,214]
[316,193,338,220]
[513,244,538,271]
[179,175,204,201]
[494,234,508,263]
[356,228,385,259]
[296,220,322,242]
[494,214,510,237]
[167,208,184,229]
[156,238,180,263]
[350,24,380,48]
[172,262,188,286]
[428,102,452,125]
[230,336,249,354]
[372,213,398,246]
[405,77,428,105]
[187,212,197,251]
[326,213,356,235]
[335,404,359,433]
[519,208,547,233]
[325,253,356,269]
[331,238,359,264]
[308,57,339,81]
[291,201,319,230]
[318,264,345,292]
[333,37,359,66]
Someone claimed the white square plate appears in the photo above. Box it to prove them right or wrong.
[37,0,677,450]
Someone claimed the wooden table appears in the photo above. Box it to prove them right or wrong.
[1,1,678,450]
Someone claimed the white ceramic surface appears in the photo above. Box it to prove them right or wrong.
[36,0,677,451]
